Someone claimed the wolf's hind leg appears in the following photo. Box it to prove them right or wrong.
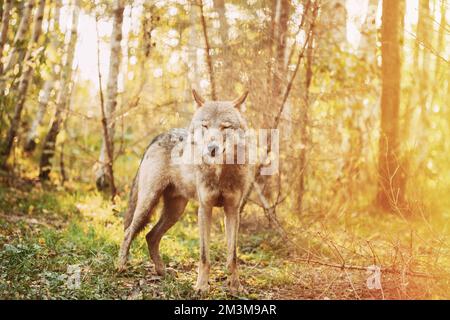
[146,191,187,276]
[118,188,164,271]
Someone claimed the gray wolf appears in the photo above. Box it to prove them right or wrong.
[118,90,253,293]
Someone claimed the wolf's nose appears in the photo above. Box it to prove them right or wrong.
[208,144,219,157]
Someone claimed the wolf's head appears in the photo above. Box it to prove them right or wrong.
[189,90,249,161]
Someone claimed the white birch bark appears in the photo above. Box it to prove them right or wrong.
[188,2,200,88]
[319,0,347,49]
[24,0,63,152]
[212,0,232,96]
[39,0,80,180]
[3,0,35,74]
[359,0,379,62]
[95,0,124,190]
[0,0,12,74]
[1,0,45,166]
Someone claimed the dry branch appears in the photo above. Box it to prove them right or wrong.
[294,257,440,279]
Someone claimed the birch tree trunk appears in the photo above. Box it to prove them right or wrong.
[2,0,35,75]
[198,0,216,100]
[24,80,52,152]
[417,0,431,127]
[271,0,289,108]
[0,0,45,167]
[377,0,405,212]
[432,0,446,106]
[24,0,62,153]
[213,0,232,97]
[95,0,124,191]
[318,0,347,50]
[359,0,379,64]
[0,0,12,131]
[39,0,80,181]
[187,2,200,94]
[402,0,432,162]
[0,0,12,75]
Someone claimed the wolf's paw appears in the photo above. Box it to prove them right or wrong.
[154,263,166,276]
[117,263,127,273]
[227,278,246,295]
[194,283,210,295]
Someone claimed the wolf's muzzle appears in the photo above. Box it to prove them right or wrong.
[207,142,221,157]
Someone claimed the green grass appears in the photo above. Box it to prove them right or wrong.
[0,183,299,299]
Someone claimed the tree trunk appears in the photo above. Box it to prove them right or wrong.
[431,0,446,107]
[418,0,431,128]
[0,0,12,132]
[188,2,200,92]
[39,0,80,181]
[213,0,232,97]
[260,0,290,202]
[319,0,347,50]
[0,0,12,75]
[24,80,53,152]
[213,0,228,46]
[24,0,62,153]
[359,0,379,64]
[2,0,35,75]
[271,0,289,109]
[377,0,404,212]
[0,0,45,167]
[198,0,216,100]
[297,20,315,213]
[95,0,124,191]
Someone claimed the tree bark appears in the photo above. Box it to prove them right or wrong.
[432,0,446,107]
[39,0,80,181]
[212,0,232,97]
[95,0,124,191]
[188,3,200,91]
[417,0,431,126]
[0,0,12,75]
[0,0,45,167]
[319,0,347,50]
[359,0,379,64]
[271,0,290,109]
[24,80,52,152]
[24,0,62,153]
[2,0,35,75]
[377,0,404,212]
[297,19,315,213]
[198,0,216,100]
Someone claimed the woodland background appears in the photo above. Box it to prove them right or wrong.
[0,0,449,299]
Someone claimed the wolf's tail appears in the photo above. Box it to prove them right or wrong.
[124,172,139,231]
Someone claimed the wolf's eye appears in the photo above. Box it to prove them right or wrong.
[201,122,208,129]
[221,122,232,129]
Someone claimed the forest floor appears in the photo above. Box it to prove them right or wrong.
[0,174,449,300]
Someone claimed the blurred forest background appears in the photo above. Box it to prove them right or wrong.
[0,0,449,299]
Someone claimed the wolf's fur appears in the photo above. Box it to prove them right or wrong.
[118,91,253,293]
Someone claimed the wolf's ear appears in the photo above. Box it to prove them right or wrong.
[232,91,249,111]
[192,89,205,107]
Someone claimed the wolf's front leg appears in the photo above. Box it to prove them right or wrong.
[224,204,242,293]
[195,204,212,293]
